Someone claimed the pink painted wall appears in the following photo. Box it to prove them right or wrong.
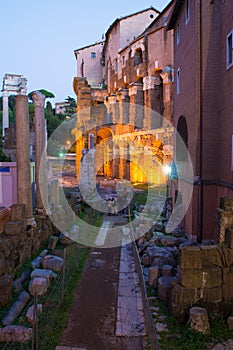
[0,162,35,209]
[0,162,17,208]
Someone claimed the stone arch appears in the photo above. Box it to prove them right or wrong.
[135,76,143,84]
[96,127,114,178]
[131,43,145,57]
[96,126,113,144]
[134,48,143,66]
[151,68,163,76]
[176,116,188,161]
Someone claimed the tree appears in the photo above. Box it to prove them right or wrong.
[64,96,77,115]
[46,101,53,113]
[28,89,55,101]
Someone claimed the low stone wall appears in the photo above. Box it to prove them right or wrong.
[0,208,11,233]
[171,240,233,323]
[0,204,52,308]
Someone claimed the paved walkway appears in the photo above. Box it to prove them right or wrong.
[59,216,146,350]
[116,240,146,337]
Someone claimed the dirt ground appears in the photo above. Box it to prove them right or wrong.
[59,223,144,350]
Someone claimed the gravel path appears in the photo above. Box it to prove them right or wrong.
[59,216,146,350]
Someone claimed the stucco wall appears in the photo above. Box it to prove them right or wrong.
[75,41,104,87]
[119,9,159,50]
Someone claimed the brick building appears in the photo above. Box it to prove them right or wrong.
[168,0,233,240]
[55,101,70,115]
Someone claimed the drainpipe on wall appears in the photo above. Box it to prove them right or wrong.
[144,33,149,76]
[197,0,203,244]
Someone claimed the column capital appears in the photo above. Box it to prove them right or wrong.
[129,83,143,96]
[117,88,129,101]
[32,91,46,107]
[108,94,117,104]
[2,90,9,97]
[143,76,161,91]
[160,66,174,83]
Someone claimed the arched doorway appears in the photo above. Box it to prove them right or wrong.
[96,127,114,178]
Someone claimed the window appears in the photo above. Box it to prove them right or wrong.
[91,52,96,59]
[81,59,84,77]
[227,31,233,69]
[176,23,180,45]
[176,68,180,95]
[134,48,143,66]
[122,56,125,67]
[115,58,118,72]
[176,116,188,161]
[186,0,190,25]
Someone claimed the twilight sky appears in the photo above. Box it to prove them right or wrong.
[1,0,171,105]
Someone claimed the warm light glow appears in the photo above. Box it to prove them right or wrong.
[163,165,172,176]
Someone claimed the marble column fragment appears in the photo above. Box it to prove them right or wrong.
[16,95,34,224]
[50,179,59,207]
[2,90,9,136]
[129,83,144,128]
[32,91,48,214]
[160,67,174,125]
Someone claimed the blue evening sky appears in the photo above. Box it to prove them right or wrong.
[0,0,171,105]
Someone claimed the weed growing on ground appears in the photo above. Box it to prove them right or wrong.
[147,288,233,350]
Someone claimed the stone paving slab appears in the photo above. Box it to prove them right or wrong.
[115,243,146,337]
[94,220,112,246]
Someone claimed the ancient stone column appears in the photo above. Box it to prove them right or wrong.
[2,90,9,136]
[71,128,83,181]
[108,94,118,124]
[143,75,163,130]
[73,77,91,179]
[32,91,48,214]
[129,83,144,128]
[117,89,129,125]
[50,179,59,207]
[16,95,34,224]
[160,67,174,126]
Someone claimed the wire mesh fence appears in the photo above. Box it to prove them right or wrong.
[0,243,86,350]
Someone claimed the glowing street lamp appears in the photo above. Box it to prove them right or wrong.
[163,164,172,198]
[163,164,172,176]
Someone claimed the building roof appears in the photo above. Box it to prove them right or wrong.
[118,1,174,54]
[104,7,160,42]
[167,0,184,30]
[144,0,174,32]
[74,39,105,56]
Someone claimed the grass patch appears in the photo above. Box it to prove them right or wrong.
[38,246,90,350]
[0,199,103,349]
[147,290,233,350]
